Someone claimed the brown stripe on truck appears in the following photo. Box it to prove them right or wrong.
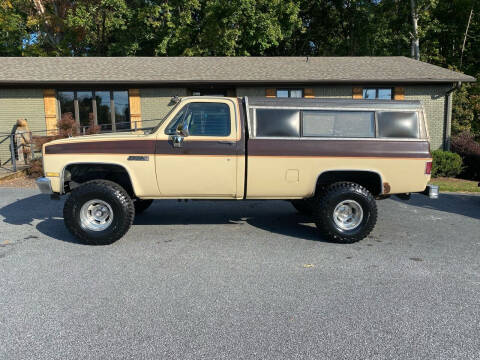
[248,139,431,158]
[45,138,430,158]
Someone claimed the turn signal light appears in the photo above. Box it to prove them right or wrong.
[425,161,432,175]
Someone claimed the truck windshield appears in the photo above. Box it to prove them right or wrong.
[148,102,181,134]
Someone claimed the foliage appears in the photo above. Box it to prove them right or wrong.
[30,112,79,175]
[1,0,480,138]
[451,132,480,180]
[26,157,43,178]
[431,150,463,178]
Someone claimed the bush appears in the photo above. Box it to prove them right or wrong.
[28,112,80,178]
[431,150,463,178]
[26,158,44,178]
[451,132,480,180]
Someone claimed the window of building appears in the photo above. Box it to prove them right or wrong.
[377,111,419,138]
[302,110,375,138]
[57,90,130,132]
[363,88,392,100]
[276,89,303,98]
[182,103,231,136]
[256,109,300,137]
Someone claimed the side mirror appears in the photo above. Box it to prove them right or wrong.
[170,134,184,148]
[176,123,189,137]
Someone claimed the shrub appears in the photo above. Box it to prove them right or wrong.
[451,132,480,180]
[26,158,44,178]
[431,150,463,178]
[28,112,80,178]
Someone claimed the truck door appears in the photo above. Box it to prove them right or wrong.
[155,99,238,198]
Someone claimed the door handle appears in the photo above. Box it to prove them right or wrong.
[217,141,235,145]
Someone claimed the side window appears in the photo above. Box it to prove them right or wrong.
[255,109,300,137]
[184,103,231,136]
[302,111,375,138]
[377,111,419,138]
[164,106,187,135]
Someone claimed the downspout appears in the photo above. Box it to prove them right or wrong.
[443,81,462,150]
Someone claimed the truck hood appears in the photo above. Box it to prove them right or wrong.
[46,131,147,145]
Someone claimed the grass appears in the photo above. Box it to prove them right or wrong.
[429,177,480,193]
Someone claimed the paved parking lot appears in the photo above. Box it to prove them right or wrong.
[0,188,479,360]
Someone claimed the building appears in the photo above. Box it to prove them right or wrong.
[0,56,475,165]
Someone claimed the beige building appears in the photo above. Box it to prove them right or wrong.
[0,56,475,167]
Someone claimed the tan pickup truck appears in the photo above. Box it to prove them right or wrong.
[37,97,437,245]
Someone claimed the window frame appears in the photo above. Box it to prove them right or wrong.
[164,102,232,137]
[276,89,304,98]
[301,110,376,139]
[362,87,393,100]
[56,89,130,132]
[249,106,423,141]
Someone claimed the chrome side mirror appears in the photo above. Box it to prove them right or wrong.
[171,134,184,148]
[176,123,189,137]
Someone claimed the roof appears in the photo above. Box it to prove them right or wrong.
[246,97,422,110]
[0,56,475,85]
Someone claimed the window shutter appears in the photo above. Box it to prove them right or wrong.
[128,89,142,130]
[43,89,57,135]
[304,88,315,98]
[393,87,405,100]
[265,88,276,97]
[352,87,363,99]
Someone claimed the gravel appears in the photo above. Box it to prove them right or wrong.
[0,188,479,360]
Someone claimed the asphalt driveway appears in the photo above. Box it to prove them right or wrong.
[0,188,479,359]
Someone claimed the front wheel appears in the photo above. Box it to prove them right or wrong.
[63,180,135,245]
[312,182,377,244]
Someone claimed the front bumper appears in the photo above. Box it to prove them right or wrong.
[36,177,53,195]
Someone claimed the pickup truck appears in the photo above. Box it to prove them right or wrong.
[37,96,437,245]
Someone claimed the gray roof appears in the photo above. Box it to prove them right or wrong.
[0,56,475,84]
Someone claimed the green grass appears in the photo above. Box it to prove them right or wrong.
[429,177,480,193]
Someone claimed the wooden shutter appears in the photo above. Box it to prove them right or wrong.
[129,89,142,130]
[43,89,57,135]
[265,88,276,97]
[393,87,405,100]
[352,87,363,99]
[304,88,315,98]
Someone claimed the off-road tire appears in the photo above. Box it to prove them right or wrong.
[290,198,314,215]
[63,180,134,245]
[134,199,153,214]
[312,182,377,244]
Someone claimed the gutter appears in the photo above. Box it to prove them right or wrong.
[443,81,462,150]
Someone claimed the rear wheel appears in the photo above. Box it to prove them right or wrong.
[63,180,134,245]
[312,182,377,243]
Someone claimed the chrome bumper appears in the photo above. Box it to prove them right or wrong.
[36,177,53,195]
[421,185,439,199]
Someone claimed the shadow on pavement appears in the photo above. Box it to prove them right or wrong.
[392,193,480,220]
[0,194,322,243]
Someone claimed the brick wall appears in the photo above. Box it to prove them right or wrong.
[140,88,189,126]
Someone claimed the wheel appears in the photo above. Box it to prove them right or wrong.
[290,198,314,215]
[63,180,134,245]
[134,199,153,214]
[312,182,377,244]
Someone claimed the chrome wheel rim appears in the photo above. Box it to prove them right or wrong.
[80,199,114,232]
[333,200,363,231]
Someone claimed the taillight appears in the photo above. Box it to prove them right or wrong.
[425,161,432,175]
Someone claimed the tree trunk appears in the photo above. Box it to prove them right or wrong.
[410,0,420,60]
